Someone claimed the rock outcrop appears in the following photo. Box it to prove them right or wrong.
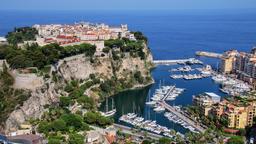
[5,83,59,133]
[4,44,154,133]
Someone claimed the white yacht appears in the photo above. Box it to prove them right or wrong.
[153,106,165,112]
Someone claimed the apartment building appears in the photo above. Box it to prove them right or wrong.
[193,92,221,116]
[211,98,256,129]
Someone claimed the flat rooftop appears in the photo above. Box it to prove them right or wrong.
[205,92,220,98]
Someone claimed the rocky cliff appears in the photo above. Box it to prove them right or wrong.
[4,44,154,133]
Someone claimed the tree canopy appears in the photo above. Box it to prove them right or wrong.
[6,27,38,45]
[1,43,96,69]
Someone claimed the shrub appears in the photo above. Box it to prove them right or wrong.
[59,96,72,107]
[68,133,84,144]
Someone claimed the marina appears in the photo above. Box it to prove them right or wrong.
[170,65,212,80]
[211,73,252,95]
[169,65,194,72]
[152,81,207,133]
[109,58,253,135]
[121,81,206,133]
[164,112,199,133]
[119,113,175,138]
[157,101,206,133]
[170,74,211,80]
[149,85,185,105]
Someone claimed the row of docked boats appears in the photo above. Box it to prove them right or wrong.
[169,66,194,72]
[212,74,252,95]
[119,113,174,138]
[165,88,185,101]
[164,112,199,133]
[170,73,211,80]
[146,85,185,113]
[170,65,212,80]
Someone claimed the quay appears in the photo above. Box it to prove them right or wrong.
[158,90,206,133]
[196,51,223,58]
[153,58,203,65]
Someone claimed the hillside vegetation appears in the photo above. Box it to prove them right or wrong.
[6,27,38,45]
[0,63,30,125]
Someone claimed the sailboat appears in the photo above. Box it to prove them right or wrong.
[100,98,116,117]
[146,90,156,106]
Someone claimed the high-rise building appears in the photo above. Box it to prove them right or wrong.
[220,50,237,74]
[220,48,256,87]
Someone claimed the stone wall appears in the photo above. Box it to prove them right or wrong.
[11,70,44,90]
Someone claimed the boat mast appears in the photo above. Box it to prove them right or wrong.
[106,97,108,112]
[216,61,219,72]
[148,89,151,102]
[112,98,115,110]
[133,102,136,113]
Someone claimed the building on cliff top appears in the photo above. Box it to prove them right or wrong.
[32,22,135,50]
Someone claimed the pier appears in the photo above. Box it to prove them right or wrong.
[157,89,206,133]
[158,101,206,133]
[196,51,223,58]
[153,58,203,65]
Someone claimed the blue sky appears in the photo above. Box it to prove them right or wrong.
[1,0,256,11]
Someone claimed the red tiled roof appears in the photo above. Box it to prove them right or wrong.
[224,128,239,134]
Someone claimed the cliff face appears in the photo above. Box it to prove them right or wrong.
[4,44,154,133]
[5,83,58,132]
[57,44,153,82]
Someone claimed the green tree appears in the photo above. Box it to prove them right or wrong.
[226,136,244,144]
[158,137,171,144]
[37,121,50,134]
[132,31,148,43]
[59,96,72,107]
[61,114,89,131]
[134,71,144,84]
[102,47,111,53]
[6,27,38,45]
[52,119,67,131]
[48,138,61,144]
[68,133,84,144]
[77,96,95,110]
[141,140,152,144]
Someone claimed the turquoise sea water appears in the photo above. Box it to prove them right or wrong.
[1,10,256,133]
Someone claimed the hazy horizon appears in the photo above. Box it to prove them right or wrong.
[1,0,256,11]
